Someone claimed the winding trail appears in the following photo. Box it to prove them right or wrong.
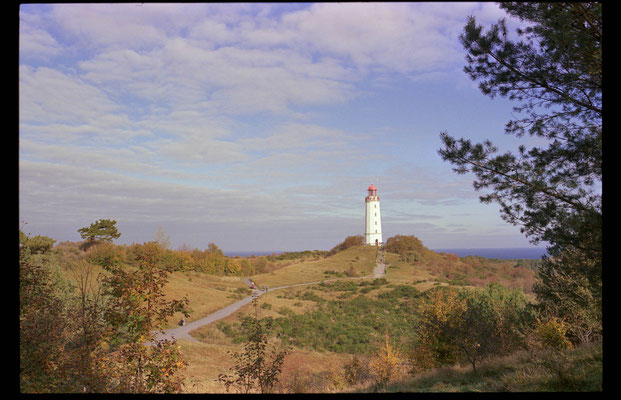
[149,249,386,345]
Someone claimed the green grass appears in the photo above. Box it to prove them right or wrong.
[215,279,422,355]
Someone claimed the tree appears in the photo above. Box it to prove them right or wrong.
[438,3,601,344]
[19,231,56,254]
[218,299,290,393]
[20,231,117,393]
[153,226,171,250]
[19,231,190,393]
[78,219,121,250]
[62,259,112,393]
[455,283,530,372]
[99,242,190,393]
[410,284,531,373]
[19,232,70,392]
[408,287,465,373]
[224,258,242,276]
[208,242,223,255]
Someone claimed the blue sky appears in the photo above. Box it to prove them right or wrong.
[19,2,545,252]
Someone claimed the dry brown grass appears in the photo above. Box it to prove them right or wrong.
[248,246,378,288]
[177,340,237,393]
[161,271,250,329]
[383,251,444,291]
[177,337,355,393]
[169,246,384,393]
[56,241,562,393]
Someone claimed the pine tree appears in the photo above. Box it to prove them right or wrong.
[438,2,601,344]
[77,219,121,250]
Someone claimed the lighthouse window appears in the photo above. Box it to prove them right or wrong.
[374,204,376,208]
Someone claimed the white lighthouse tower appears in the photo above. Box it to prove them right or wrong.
[364,184,382,246]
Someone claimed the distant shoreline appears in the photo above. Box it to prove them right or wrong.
[432,248,547,260]
[224,247,548,260]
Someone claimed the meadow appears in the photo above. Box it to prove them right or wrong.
[153,241,598,393]
[21,234,601,393]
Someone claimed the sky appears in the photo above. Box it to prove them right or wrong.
[19,2,546,253]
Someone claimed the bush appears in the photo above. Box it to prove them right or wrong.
[218,300,290,394]
[384,235,425,254]
[85,242,126,268]
[20,232,56,254]
[531,317,573,352]
[369,334,404,390]
[343,354,371,385]
[377,285,421,300]
[410,283,531,373]
[329,235,364,255]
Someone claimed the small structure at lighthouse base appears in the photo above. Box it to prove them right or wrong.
[364,184,382,246]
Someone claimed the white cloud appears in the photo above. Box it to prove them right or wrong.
[280,3,466,75]
[19,3,535,251]
[76,37,356,117]
[48,3,179,50]
[19,65,121,130]
[19,25,63,61]
[19,157,349,234]
[242,123,353,151]
[161,137,249,165]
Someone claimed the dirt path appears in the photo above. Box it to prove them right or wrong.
[374,261,386,278]
[150,279,344,343]
[149,252,387,344]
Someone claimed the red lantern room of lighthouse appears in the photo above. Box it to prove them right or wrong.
[366,184,379,201]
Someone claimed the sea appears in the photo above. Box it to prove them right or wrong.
[431,248,547,260]
[224,251,288,258]
[224,247,547,260]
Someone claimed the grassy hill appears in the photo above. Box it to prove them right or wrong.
[157,245,378,329]
[247,245,378,287]
[153,242,563,393]
[49,237,599,393]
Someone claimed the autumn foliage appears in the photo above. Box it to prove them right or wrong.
[20,230,190,393]
[384,235,537,293]
[409,283,531,373]
[21,226,597,393]
[218,299,290,393]
[369,333,404,390]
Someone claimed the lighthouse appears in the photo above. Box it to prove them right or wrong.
[365,184,382,246]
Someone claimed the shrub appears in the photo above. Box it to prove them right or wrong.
[85,242,126,268]
[325,364,347,391]
[343,354,371,385]
[369,334,404,390]
[20,233,71,392]
[410,283,531,373]
[329,235,364,255]
[218,300,290,394]
[20,232,56,254]
[531,317,573,352]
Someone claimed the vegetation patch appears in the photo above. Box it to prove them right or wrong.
[218,281,423,355]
